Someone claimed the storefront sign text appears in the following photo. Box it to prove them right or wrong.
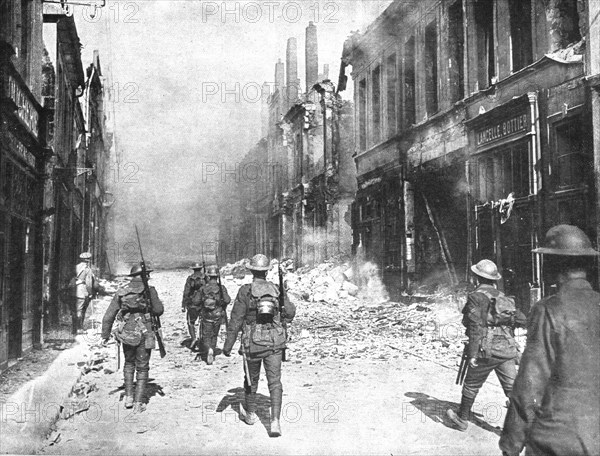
[476,113,528,147]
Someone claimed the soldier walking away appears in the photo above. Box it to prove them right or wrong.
[71,252,100,334]
[197,264,231,365]
[101,264,164,414]
[500,225,600,456]
[182,263,206,350]
[447,259,526,431]
[222,254,296,437]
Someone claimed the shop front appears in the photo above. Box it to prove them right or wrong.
[466,95,540,312]
[0,61,48,369]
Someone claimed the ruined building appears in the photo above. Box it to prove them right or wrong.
[341,0,600,308]
[219,23,356,266]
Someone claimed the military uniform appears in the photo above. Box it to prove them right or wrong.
[197,272,231,364]
[182,265,206,348]
[500,225,600,456]
[223,254,296,437]
[448,259,526,431]
[102,265,164,413]
[72,252,97,332]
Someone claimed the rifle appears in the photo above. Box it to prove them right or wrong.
[216,254,228,330]
[201,245,207,284]
[116,341,121,371]
[241,345,252,387]
[134,225,167,358]
[456,342,469,385]
[278,261,287,362]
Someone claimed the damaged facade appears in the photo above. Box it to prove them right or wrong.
[342,0,599,308]
[0,1,112,372]
[219,23,356,267]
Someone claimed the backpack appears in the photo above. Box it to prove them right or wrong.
[188,277,204,308]
[202,285,221,311]
[478,289,516,327]
[113,289,149,345]
[243,281,286,354]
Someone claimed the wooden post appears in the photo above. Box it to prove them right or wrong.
[422,192,458,286]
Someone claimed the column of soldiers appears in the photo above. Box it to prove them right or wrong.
[98,224,598,449]
[102,253,295,437]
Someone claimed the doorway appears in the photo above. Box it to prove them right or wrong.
[7,217,25,360]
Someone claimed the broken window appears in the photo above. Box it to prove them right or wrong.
[474,0,496,89]
[547,0,581,50]
[424,19,439,115]
[386,53,397,138]
[358,78,367,151]
[372,64,382,144]
[404,35,416,126]
[448,0,464,102]
[471,140,530,203]
[553,119,587,189]
[509,0,533,72]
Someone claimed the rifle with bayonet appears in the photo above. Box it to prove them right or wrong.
[456,342,469,385]
[278,260,287,362]
[216,253,228,331]
[134,225,167,358]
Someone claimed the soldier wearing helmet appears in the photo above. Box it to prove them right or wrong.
[500,225,600,456]
[195,264,231,365]
[222,254,296,437]
[447,259,527,431]
[101,263,164,414]
[181,263,208,350]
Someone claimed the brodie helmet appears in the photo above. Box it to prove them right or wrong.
[129,264,153,277]
[247,254,270,272]
[533,225,600,256]
[191,263,203,270]
[206,265,220,277]
[471,259,502,281]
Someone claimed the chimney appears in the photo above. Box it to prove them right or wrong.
[275,59,285,95]
[318,64,330,83]
[305,21,319,92]
[286,37,298,108]
[261,82,270,138]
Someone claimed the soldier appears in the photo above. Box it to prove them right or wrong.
[181,263,206,349]
[222,254,296,437]
[197,264,231,365]
[500,225,600,456]
[72,252,97,333]
[447,259,526,431]
[102,264,164,414]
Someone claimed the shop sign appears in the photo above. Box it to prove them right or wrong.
[476,113,529,147]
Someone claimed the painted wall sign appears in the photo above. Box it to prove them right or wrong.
[7,74,39,138]
[476,113,529,147]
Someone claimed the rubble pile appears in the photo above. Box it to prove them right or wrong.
[288,289,467,367]
[215,257,467,366]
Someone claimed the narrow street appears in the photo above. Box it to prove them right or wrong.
[38,270,507,455]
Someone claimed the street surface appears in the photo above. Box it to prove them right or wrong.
[38,270,508,455]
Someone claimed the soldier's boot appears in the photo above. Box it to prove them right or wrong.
[207,347,214,365]
[132,371,149,414]
[123,365,135,409]
[270,394,282,437]
[241,393,259,425]
[188,324,197,350]
[447,395,474,432]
